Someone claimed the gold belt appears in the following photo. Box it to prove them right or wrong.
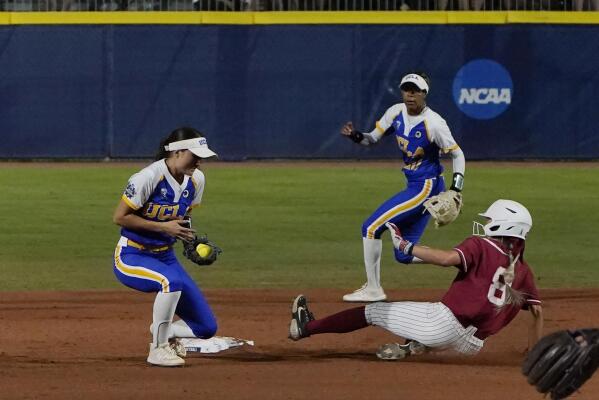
[126,239,171,253]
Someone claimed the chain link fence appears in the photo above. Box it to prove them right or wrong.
[1,0,597,12]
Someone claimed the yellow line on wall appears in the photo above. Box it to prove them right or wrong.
[5,11,201,24]
[0,11,598,25]
[201,11,254,24]
[254,11,450,24]
[446,11,507,24]
[507,11,599,24]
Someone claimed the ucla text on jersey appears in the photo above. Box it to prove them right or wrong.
[375,104,459,180]
[121,160,205,247]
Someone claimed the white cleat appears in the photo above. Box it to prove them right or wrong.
[376,343,411,360]
[342,283,387,302]
[376,340,428,360]
[147,343,185,367]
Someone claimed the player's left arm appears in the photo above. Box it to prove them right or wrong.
[431,118,465,192]
[189,169,206,210]
[528,304,544,350]
[181,169,222,265]
[181,169,206,228]
[421,119,465,227]
[522,267,544,350]
[448,147,465,192]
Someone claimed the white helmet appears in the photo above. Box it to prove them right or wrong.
[473,199,532,240]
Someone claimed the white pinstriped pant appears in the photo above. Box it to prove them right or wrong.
[365,301,484,355]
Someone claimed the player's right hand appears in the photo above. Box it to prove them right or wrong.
[340,121,354,136]
[385,222,414,255]
[162,219,196,241]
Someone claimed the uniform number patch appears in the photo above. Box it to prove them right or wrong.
[487,266,508,306]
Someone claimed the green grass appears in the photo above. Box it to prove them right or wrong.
[0,162,597,291]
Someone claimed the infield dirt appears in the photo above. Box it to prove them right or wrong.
[2,288,599,400]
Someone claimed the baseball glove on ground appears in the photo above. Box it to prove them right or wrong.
[183,235,222,266]
[422,190,462,227]
[522,329,599,399]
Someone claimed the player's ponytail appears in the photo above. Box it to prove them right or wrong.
[502,257,525,308]
[155,127,205,160]
[497,244,525,310]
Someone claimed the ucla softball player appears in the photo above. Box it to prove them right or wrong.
[289,200,543,360]
[112,127,218,367]
[341,71,466,302]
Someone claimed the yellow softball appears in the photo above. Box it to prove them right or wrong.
[196,243,212,258]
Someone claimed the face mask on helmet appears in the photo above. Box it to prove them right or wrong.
[472,199,532,240]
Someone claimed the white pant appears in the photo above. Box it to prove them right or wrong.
[365,301,483,355]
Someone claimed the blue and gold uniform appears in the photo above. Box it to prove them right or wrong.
[113,159,216,338]
[363,103,460,263]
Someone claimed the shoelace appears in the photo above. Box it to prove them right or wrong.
[298,307,315,324]
[165,345,179,358]
[353,283,368,293]
[170,341,184,355]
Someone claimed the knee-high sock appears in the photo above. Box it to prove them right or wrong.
[170,320,196,338]
[149,320,197,339]
[305,306,368,335]
[152,291,181,347]
[363,238,382,288]
[149,320,189,338]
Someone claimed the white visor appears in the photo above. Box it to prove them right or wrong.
[400,73,429,93]
[164,137,218,158]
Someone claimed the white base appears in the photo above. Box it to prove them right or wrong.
[180,336,254,353]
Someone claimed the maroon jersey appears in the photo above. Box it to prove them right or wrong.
[441,236,541,340]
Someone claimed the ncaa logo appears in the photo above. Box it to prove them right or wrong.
[452,59,513,120]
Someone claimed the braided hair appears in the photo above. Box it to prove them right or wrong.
[497,237,526,309]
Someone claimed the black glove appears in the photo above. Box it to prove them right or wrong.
[348,130,364,143]
[522,329,599,399]
[182,235,222,266]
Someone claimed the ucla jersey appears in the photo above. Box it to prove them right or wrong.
[120,159,205,247]
[374,104,459,180]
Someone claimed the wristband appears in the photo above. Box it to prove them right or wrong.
[399,240,414,256]
[405,242,414,256]
[450,173,464,192]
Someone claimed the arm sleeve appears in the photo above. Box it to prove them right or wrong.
[449,147,466,176]
[190,169,206,209]
[121,169,156,210]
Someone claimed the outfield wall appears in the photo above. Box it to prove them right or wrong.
[1,13,598,159]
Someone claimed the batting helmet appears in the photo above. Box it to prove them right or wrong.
[473,199,532,240]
